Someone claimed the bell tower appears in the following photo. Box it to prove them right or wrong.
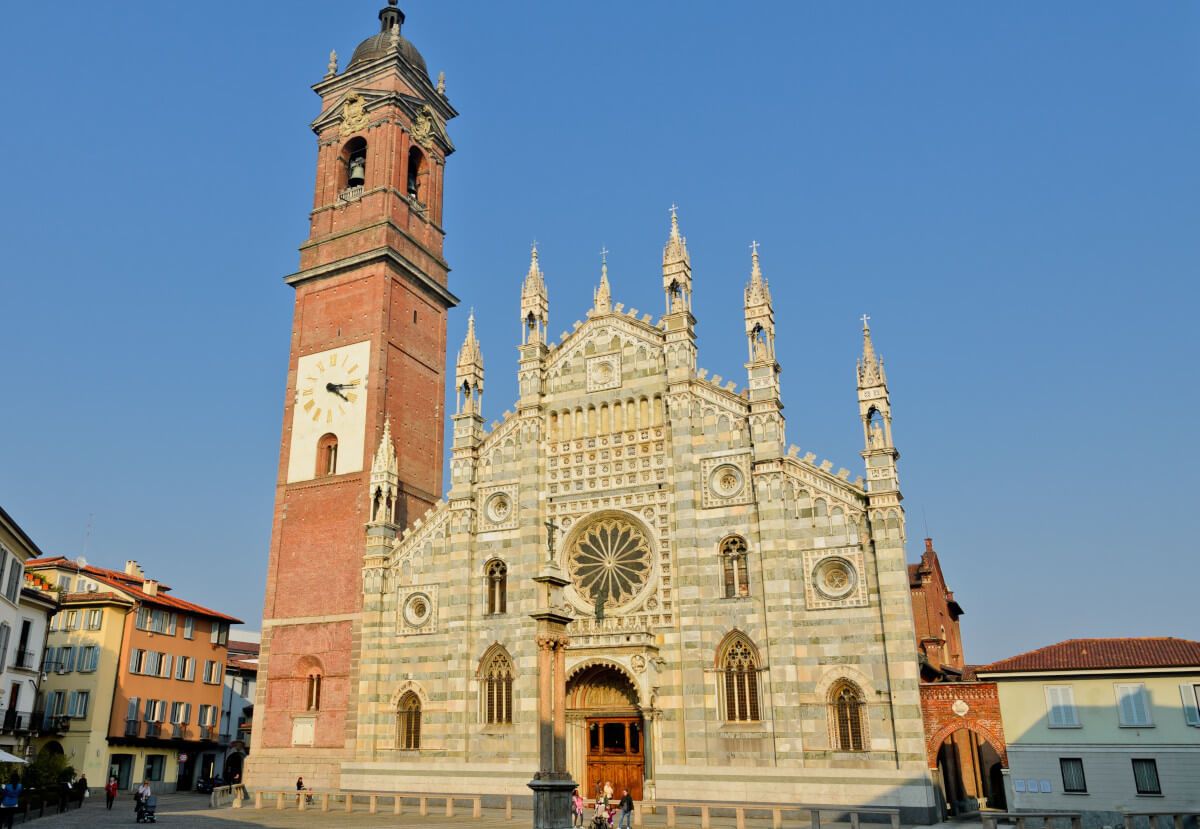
[250,2,458,788]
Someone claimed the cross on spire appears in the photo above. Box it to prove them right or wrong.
[599,246,609,264]
[669,203,679,218]
[860,313,871,329]
[749,240,760,254]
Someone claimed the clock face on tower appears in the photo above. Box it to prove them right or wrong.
[286,340,372,483]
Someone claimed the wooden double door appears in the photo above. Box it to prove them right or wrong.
[585,716,644,802]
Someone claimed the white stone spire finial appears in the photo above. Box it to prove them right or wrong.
[390,21,401,50]
[437,71,447,95]
[594,255,612,314]
[372,416,398,476]
[327,50,338,78]
[521,243,549,345]
[858,314,885,388]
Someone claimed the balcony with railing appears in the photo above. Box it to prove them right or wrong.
[201,725,215,740]
[9,649,37,670]
[0,708,33,732]
[145,722,162,739]
[34,712,69,734]
[125,719,140,738]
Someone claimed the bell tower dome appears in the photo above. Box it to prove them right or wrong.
[250,2,458,789]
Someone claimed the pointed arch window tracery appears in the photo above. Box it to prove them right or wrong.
[720,535,750,598]
[396,691,421,750]
[480,646,514,725]
[831,681,866,751]
[486,559,507,615]
[718,634,761,722]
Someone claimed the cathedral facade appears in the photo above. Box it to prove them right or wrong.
[249,3,936,820]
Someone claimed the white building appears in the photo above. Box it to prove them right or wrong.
[0,506,57,759]
[977,638,1200,820]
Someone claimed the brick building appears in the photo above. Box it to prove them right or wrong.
[908,539,1006,815]
[249,3,940,820]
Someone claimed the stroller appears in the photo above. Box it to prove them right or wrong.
[135,792,157,823]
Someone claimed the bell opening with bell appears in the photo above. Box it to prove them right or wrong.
[348,155,366,187]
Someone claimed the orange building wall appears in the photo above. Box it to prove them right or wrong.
[108,612,228,739]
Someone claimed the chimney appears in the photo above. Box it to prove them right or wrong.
[143,579,158,597]
[125,560,145,579]
[924,538,934,554]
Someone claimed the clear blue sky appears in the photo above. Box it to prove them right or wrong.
[1,2,1196,664]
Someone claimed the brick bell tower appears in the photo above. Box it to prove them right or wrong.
[249,1,457,788]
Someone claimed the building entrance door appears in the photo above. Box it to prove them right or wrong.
[110,754,133,790]
[585,716,643,801]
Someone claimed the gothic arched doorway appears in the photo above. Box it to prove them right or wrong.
[936,728,1006,816]
[566,663,644,801]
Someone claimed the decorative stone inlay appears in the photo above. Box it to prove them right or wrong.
[803,547,869,610]
[700,453,753,508]
[952,699,969,717]
[396,584,438,635]
[340,93,369,136]
[476,484,518,530]
[813,557,857,600]
[586,353,623,392]
[567,514,652,608]
[630,654,646,673]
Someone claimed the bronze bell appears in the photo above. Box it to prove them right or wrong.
[348,157,366,187]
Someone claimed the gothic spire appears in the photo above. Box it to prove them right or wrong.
[744,242,771,307]
[594,258,612,314]
[457,310,483,370]
[857,315,886,388]
[743,241,775,363]
[662,206,692,314]
[371,416,398,476]
[662,207,690,267]
[520,244,549,346]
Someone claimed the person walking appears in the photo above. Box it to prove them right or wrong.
[572,787,584,827]
[617,788,634,829]
[76,773,88,805]
[105,776,118,810]
[0,774,21,829]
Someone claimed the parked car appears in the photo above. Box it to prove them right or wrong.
[195,776,224,794]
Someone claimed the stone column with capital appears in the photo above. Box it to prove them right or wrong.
[528,525,575,829]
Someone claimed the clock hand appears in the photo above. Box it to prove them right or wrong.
[325,382,350,402]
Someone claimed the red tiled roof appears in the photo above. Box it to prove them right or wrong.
[978,638,1200,673]
[26,557,173,591]
[59,591,132,604]
[87,572,242,624]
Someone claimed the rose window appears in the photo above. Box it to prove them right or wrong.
[814,557,857,600]
[567,515,652,607]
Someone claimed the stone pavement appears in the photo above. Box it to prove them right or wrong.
[36,792,986,829]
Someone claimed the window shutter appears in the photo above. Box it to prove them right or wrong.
[1117,685,1136,725]
[162,654,173,678]
[67,691,78,717]
[184,702,192,724]
[79,692,89,718]
[127,696,140,721]
[1180,683,1200,726]
[129,649,139,674]
[90,647,100,672]
[1132,686,1151,726]
[187,658,195,681]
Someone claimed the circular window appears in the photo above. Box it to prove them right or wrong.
[566,513,653,609]
[485,492,513,523]
[814,557,857,601]
[710,464,744,498]
[403,592,433,627]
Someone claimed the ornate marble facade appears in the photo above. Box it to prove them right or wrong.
[350,215,937,820]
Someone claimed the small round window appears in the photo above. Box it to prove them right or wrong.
[814,557,857,601]
[403,593,433,628]
[710,464,744,498]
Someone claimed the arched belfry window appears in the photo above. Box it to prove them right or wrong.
[831,681,866,751]
[407,146,425,202]
[306,673,322,711]
[720,536,750,598]
[343,136,367,190]
[479,645,514,725]
[317,433,338,477]
[717,633,761,722]
[396,691,420,750]
[486,560,507,615]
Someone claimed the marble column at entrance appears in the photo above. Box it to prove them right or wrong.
[529,523,575,829]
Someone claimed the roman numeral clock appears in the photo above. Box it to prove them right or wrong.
[286,340,371,483]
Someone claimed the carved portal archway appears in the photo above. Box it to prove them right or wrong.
[565,663,645,801]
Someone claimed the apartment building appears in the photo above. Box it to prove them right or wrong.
[0,507,57,760]
[29,557,241,793]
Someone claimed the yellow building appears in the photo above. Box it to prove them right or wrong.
[36,589,131,784]
[977,638,1200,819]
